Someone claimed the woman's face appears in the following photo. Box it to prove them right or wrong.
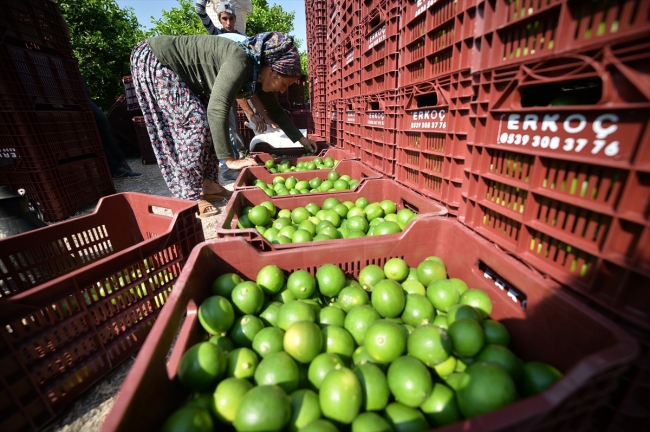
[262,69,299,93]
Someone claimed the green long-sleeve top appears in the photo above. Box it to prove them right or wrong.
[148,35,303,159]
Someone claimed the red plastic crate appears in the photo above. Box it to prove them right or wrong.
[398,0,476,87]
[0,110,104,171]
[216,179,448,250]
[339,0,362,40]
[395,71,474,214]
[326,46,342,101]
[326,99,343,148]
[102,216,638,432]
[0,192,204,432]
[473,0,650,72]
[312,102,327,136]
[236,107,254,150]
[0,155,116,222]
[121,75,140,112]
[0,0,74,61]
[0,42,89,111]
[340,26,362,99]
[461,43,650,331]
[361,7,400,95]
[362,0,400,17]
[233,159,382,192]
[132,116,157,165]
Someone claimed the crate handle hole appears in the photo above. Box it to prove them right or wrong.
[401,199,419,213]
[416,93,438,108]
[521,78,602,107]
[477,260,527,311]
[151,206,173,217]
[369,101,380,110]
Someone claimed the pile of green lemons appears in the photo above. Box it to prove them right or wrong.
[162,257,562,432]
[263,156,339,174]
[252,170,361,196]
[236,198,418,244]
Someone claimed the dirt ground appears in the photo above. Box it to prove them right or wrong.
[42,156,235,432]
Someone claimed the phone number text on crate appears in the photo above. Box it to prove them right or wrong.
[496,111,631,159]
[409,108,448,131]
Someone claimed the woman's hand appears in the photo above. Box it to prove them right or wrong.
[250,114,267,133]
[224,158,257,170]
[299,137,318,154]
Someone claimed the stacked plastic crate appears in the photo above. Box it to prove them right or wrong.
[0,0,115,221]
[394,0,475,214]
[462,1,650,430]
[356,0,400,177]
[307,0,328,138]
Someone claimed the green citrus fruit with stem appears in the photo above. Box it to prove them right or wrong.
[259,301,282,327]
[401,293,436,327]
[446,304,482,325]
[519,361,563,397]
[383,402,429,432]
[212,377,253,423]
[417,260,447,286]
[308,352,344,390]
[387,356,433,407]
[256,265,285,295]
[449,277,468,294]
[178,342,226,392]
[448,318,485,357]
[231,281,265,315]
[371,279,406,318]
[352,412,392,432]
[319,367,362,424]
[321,325,355,363]
[198,295,235,336]
[288,389,322,432]
[337,285,370,312]
[284,321,323,364]
[456,362,518,419]
[278,300,316,330]
[420,382,462,427]
[287,270,317,299]
[211,273,242,297]
[162,406,213,432]
[234,385,291,432]
[427,279,460,313]
[358,265,385,292]
[252,327,285,358]
[248,205,271,227]
[460,289,493,319]
[226,347,259,379]
[482,319,511,346]
[228,314,265,348]
[407,324,453,367]
[353,363,390,412]
[383,258,409,282]
[365,319,407,364]
[254,351,300,393]
[344,305,381,345]
[316,264,346,297]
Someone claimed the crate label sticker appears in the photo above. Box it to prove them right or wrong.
[347,112,356,122]
[408,109,447,131]
[367,25,386,50]
[331,63,337,73]
[366,111,385,126]
[497,112,626,158]
[0,148,18,159]
[415,0,439,17]
[345,49,355,65]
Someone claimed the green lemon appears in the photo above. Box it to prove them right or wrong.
[519,361,563,397]
[252,327,285,358]
[319,368,362,424]
[162,406,213,432]
[284,321,323,364]
[416,260,447,286]
[259,301,282,327]
[226,347,259,379]
[287,270,317,299]
[337,286,370,312]
[308,352,344,390]
[371,279,406,318]
[401,293,435,327]
[407,324,453,367]
[459,289,493,319]
[212,377,253,423]
[482,319,511,346]
[353,363,390,411]
[256,265,285,295]
[387,356,433,407]
[234,385,291,432]
[448,318,485,358]
[228,314,265,348]
[198,295,235,335]
[456,362,518,419]
[178,342,226,392]
[318,306,346,328]
[288,389,322,432]
[420,382,462,427]
[254,351,300,393]
[364,320,407,364]
[211,273,242,297]
[321,325,355,363]
[208,334,234,355]
[316,264,346,297]
[427,279,460,313]
[401,279,426,296]
[383,402,429,432]
[278,300,317,330]
[231,281,265,315]
[358,265,385,292]
[344,305,381,345]
[351,412,392,432]
[446,303,482,325]
[383,258,409,281]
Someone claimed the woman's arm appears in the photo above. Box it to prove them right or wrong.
[195,0,220,35]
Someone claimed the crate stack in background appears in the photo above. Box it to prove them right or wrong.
[0,0,115,222]
[306,0,650,430]
[306,0,327,138]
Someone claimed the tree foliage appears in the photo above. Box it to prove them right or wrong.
[246,0,295,36]
[55,0,144,111]
[146,0,206,36]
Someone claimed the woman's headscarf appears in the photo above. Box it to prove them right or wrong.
[238,32,302,95]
